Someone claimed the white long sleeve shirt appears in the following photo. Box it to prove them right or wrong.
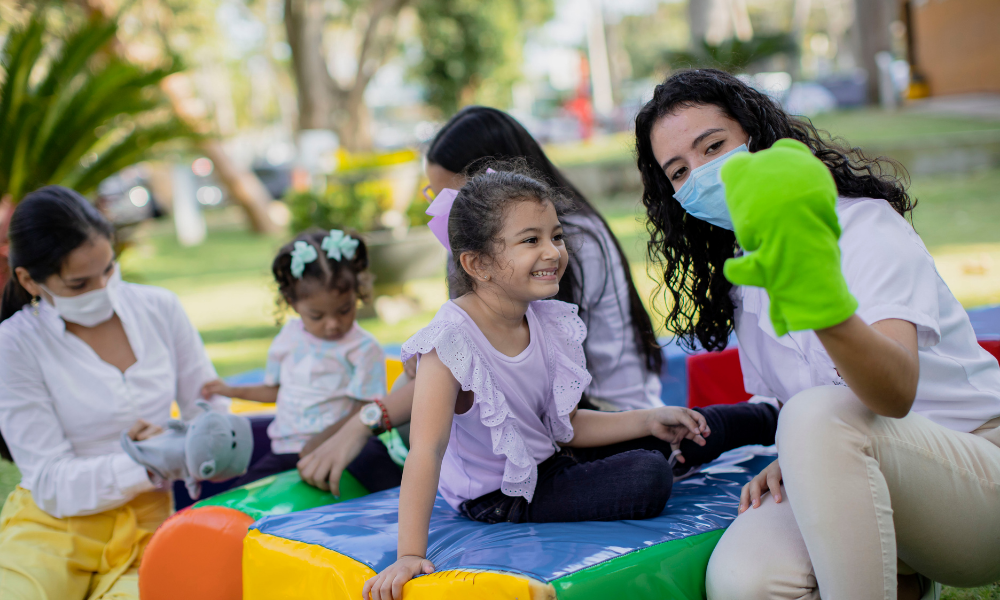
[562,213,662,410]
[0,281,228,518]
[735,197,1000,432]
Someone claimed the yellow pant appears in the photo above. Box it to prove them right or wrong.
[0,487,171,600]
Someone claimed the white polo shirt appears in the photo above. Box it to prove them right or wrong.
[0,281,228,518]
[734,197,1000,432]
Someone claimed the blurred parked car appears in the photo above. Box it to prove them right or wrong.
[97,166,164,226]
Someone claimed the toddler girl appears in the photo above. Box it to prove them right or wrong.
[363,167,776,599]
[202,230,400,492]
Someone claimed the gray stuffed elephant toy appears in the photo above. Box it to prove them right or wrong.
[121,401,253,499]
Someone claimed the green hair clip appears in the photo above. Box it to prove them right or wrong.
[290,241,318,279]
[321,229,359,262]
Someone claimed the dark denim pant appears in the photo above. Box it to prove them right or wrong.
[230,436,403,493]
[460,401,778,524]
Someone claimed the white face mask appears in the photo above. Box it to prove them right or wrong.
[41,264,120,327]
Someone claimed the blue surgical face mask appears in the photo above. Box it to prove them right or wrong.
[672,143,749,230]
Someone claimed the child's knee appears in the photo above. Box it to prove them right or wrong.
[621,450,673,518]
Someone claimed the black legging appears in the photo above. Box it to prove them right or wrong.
[460,401,779,524]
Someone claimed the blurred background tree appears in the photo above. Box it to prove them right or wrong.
[663,33,798,73]
[414,0,552,116]
[284,0,413,151]
[0,7,191,202]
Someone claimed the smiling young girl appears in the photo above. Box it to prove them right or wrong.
[201,230,400,492]
[361,166,780,600]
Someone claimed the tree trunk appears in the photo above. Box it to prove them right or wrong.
[338,93,373,152]
[284,0,336,130]
[283,0,409,153]
[161,74,281,234]
[854,0,895,104]
[199,139,281,234]
[689,0,753,49]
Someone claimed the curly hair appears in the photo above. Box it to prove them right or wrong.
[272,229,373,313]
[634,69,915,352]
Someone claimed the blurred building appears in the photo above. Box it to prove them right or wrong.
[906,0,1000,96]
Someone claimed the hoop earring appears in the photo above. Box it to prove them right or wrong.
[30,296,40,316]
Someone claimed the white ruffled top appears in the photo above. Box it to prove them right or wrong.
[401,300,591,510]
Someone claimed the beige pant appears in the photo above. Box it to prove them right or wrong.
[706,386,1000,600]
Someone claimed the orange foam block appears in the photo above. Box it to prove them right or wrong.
[139,505,254,600]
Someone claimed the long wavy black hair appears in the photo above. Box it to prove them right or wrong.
[634,69,915,352]
[429,106,662,374]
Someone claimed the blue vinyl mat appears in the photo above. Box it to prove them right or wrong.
[251,449,775,581]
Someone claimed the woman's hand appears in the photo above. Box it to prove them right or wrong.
[297,417,371,496]
[127,419,164,441]
[201,379,235,400]
[646,406,710,451]
[721,139,856,336]
[739,458,782,514]
[362,555,435,600]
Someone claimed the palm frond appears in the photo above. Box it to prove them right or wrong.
[0,15,46,194]
[663,33,798,74]
[67,118,196,194]
[0,5,191,202]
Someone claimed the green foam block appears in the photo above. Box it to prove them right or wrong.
[551,529,724,600]
[193,469,369,521]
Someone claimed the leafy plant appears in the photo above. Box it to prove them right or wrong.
[664,33,798,74]
[414,0,552,115]
[287,148,427,234]
[286,173,386,234]
[0,6,192,202]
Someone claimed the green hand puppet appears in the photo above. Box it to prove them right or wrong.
[720,138,858,336]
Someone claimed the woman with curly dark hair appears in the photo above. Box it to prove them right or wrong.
[634,69,1000,599]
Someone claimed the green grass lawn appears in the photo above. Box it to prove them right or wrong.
[944,585,1000,600]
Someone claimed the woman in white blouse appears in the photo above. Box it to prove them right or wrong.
[634,69,1000,599]
[0,186,227,600]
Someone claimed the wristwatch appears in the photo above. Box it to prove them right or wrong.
[359,400,391,434]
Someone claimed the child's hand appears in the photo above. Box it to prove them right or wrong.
[646,406,710,449]
[403,355,417,379]
[362,555,434,600]
[739,458,782,514]
[201,380,234,399]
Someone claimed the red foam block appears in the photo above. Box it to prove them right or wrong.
[685,340,1000,408]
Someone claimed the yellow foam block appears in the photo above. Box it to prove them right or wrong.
[243,530,554,600]
[385,358,404,391]
[171,359,405,418]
